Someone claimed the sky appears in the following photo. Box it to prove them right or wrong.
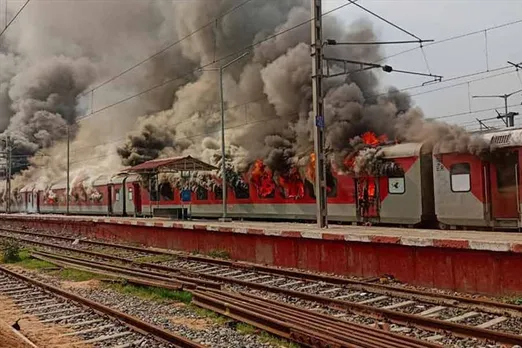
[3,0,522,133]
[324,0,522,131]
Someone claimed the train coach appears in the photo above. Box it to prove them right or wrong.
[434,128,522,230]
[5,127,522,230]
[3,145,435,227]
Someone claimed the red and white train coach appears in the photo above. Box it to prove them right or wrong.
[434,128,522,230]
[17,127,522,232]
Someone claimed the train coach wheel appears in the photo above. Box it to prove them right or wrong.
[438,222,449,230]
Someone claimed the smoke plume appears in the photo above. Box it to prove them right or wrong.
[0,0,490,199]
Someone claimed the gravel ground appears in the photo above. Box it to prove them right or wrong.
[2,225,521,348]
[4,266,288,348]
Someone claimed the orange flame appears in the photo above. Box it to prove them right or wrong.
[250,160,275,197]
[368,181,376,197]
[306,153,316,183]
[278,167,304,199]
[361,132,388,146]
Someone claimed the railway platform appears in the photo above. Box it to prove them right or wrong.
[1,213,521,296]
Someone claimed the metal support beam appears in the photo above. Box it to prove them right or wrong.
[473,89,522,128]
[311,0,328,228]
[66,124,70,215]
[6,135,11,214]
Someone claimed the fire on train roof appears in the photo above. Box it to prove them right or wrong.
[125,155,217,174]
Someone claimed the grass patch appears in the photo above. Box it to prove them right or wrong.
[258,331,300,348]
[134,254,176,263]
[56,269,101,282]
[2,248,55,270]
[1,239,21,262]
[189,305,229,325]
[207,250,230,259]
[236,323,258,335]
[110,283,192,303]
[237,323,300,347]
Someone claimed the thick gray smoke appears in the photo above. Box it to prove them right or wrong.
[0,0,194,178]
[6,56,95,157]
[0,0,489,198]
[118,1,487,178]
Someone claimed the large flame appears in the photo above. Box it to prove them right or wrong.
[344,132,389,172]
[250,160,276,197]
[278,167,304,199]
[361,131,388,146]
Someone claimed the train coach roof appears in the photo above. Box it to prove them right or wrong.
[479,128,522,148]
[378,142,424,158]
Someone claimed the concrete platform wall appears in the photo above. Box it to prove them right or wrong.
[2,216,522,296]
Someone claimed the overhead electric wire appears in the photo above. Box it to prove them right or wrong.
[69,112,291,166]
[0,0,29,39]
[346,0,421,41]
[69,0,355,124]
[376,17,522,63]
[79,0,256,97]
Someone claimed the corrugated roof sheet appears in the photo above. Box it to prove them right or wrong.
[126,155,216,173]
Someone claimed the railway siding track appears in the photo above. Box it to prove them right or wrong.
[2,227,522,346]
[0,266,205,348]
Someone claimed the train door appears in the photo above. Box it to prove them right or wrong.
[489,150,519,219]
[133,183,142,215]
[356,177,379,221]
[107,185,113,215]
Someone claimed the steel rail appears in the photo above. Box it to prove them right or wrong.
[2,226,521,313]
[192,288,439,348]
[17,245,522,346]
[0,266,206,348]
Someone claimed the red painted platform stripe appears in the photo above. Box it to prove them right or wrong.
[370,236,401,244]
[322,233,344,240]
[137,221,146,226]
[433,239,470,249]
[193,225,208,231]
[246,228,264,235]
[281,231,302,238]
[218,227,233,233]
[154,222,164,228]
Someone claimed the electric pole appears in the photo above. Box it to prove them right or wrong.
[6,135,11,214]
[66,124,70,215]
[311,0,328,228]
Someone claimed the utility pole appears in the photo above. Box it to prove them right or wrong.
[202,51,249,221]
[6,135,11,214]
[472,89,522,128]
[311,0,328,228]
[66,124,70,215]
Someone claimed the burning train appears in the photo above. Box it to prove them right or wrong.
[4,127,522,230]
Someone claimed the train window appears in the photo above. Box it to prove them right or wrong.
[159,183,174,201]
[388,176,405,194]
[214,186,223,200]
[115,189,120,202]
[450,163,471,192]
[327,174,337,198]
[196,186,208,200]
[234,184,250,199]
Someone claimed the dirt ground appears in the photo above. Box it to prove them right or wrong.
[0,320,33,348]
[0,294,92,347]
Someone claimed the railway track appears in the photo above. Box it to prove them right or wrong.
[2,226,522,347]
[0,266,204,348]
